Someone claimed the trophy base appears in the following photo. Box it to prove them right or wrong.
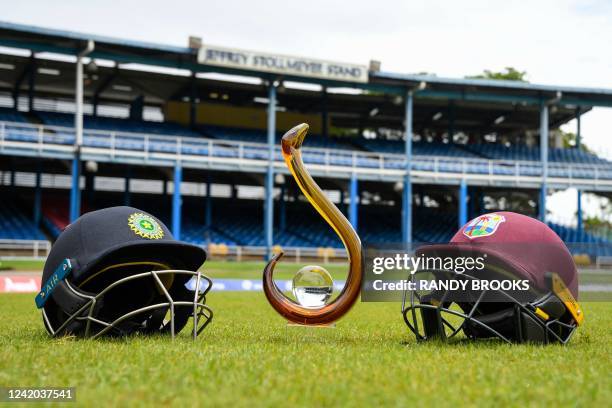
[286,322,336,329]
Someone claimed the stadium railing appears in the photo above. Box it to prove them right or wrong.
[0,239,51,258]
[1,121,611,184]
[596,256,612,270]
[2,239,610,268]
[0,239,345,263]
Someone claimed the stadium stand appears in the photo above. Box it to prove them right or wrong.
[549,223,608,244]
[4,186,610,256]
[184,202,337,248]
[0,108,29,123]
[0,24,610,261]
[0,109,610,175]
[464,143,608,164]
[0,201,45,240]
[35,111,201,138]
[356,138,482,159]
[0,108,610,255]
[41,196,78,238]
[201,125,355,150]
[355,137,610,165]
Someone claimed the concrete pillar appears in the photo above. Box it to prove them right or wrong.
[69,157,81,222]
[33,164,42,226]
[172,164,182,239]
[349,174,359,232]
[458,179,468,229]
[402,90,413,245]
[279,181,286,232]
[264,82,277,260]
[124,167,131,206]
[539,102,549,222]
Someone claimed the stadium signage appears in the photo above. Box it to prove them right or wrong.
[198,45,368,83]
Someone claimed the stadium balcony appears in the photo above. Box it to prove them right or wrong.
[201,125,356,150]
[0,108,35,142]
[1,110,611,187]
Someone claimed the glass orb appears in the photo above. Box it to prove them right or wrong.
[292,265,333,308]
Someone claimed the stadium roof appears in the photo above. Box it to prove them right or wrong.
[373,72,612,108]
[1,20,612,133]
[0,21,192,67]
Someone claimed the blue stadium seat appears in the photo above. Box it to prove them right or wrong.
[36,111,201,138]
[465,143,609,165]
[201,125,355,150]
[0,201,46,240]
[1,110,608,176]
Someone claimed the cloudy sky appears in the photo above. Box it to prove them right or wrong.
[2,0,611,220]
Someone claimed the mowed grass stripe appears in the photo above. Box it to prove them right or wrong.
[1,288,610,406]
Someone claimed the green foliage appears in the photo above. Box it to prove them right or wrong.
[585,214,612,228]
[467,67,528,82]
[559,130,598,155]
[561,130,578,149]
[584,213,612,240]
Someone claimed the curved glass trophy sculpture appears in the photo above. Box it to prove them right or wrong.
[262,123,363,325]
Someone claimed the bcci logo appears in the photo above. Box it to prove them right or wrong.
[128,213,164,240]
[463,213,506,239]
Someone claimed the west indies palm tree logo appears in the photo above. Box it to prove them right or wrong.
[463,213,506,239]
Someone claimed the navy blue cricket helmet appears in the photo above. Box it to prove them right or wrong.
[37,206,213,338]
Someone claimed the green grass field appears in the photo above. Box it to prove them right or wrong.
[0,261,610,406]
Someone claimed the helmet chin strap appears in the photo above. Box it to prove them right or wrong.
[38,259,98,336]
[44,279,100,336]
[411,291,576,344]
[41,264,213,339]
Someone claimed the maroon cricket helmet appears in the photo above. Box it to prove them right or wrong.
[417,211,579,298]
[404,212,582,344]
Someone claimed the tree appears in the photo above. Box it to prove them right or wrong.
[467,67,528,82]
[558,130,597,154]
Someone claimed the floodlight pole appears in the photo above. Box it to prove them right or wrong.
[575,108,583,235]
[264,80,277,261]
[69,40,94,223]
